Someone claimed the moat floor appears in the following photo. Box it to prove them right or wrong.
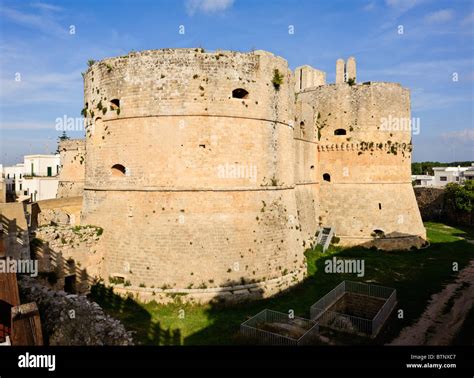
[89,221,474,345]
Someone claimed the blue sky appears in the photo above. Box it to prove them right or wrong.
[0,0,473,165]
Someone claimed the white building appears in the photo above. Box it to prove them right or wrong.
[411,175,435,187]
[3,163,25,196]
[24,154,60,177]
[462,164,474,182]
[2,154,60,202]
[433,166,470,186]
[22,176,59,201]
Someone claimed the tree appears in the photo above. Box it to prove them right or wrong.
[59,131,70,141]
[56,131,70,153]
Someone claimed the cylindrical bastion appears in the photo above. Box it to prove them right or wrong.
[81,49,306,302]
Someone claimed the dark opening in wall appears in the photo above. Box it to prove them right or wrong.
[110,99,120,109]
[372,229,385,238]
[323,173,331,182]
[111,164,126,177]
[379,203,382,210]
[334,128,347,135]
[64,275,77,294]
[300,121,306,137]
[310,165,315,170]
[232,88,249,99]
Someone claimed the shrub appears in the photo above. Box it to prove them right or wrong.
[272,69,284,90]
[444,181,474,213]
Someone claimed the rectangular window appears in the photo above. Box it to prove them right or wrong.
[440,176,447,181]
[20,184,22,190]
[31,163,34,175]
[47,166,52,177]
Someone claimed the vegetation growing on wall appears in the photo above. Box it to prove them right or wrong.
[271,69,284,90]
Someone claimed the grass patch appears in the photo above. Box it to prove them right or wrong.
[89,222,474,345]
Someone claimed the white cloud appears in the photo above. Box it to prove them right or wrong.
[185,0,234,16]
[411,89,472,112]
[0,5,67,37]
[0,121,55,131]
[30,2,63,12]
[425,9,454,24]
[440,129,474,143]
[0,69,82,106]
[363,1,376,11]
[461,12,474,26]
[385,0,425,13]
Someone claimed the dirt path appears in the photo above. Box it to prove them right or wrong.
[390,260,474,345]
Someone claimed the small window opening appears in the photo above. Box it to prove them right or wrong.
[111,276,124,284]
[378,203,382,210]
[371,229,385,238]
[110,99,120,109]
[232,88,249,99]
[334,128,347,136]
[310,165,314,170]
[199,144,206,148]
[111,164,126,177]
[323,173,331,182]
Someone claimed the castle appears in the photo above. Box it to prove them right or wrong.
[64,48,425,302]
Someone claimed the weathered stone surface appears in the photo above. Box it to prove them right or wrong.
[18,276,133,345]
[57,139,85,198]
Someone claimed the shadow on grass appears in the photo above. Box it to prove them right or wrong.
[186,232,473,345]
[89,223,473,346]
[89,284,182,345]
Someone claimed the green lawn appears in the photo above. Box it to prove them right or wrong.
[89,222,474,345]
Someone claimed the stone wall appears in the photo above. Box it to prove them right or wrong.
[414,187,445,221]
[0,179,6,203]
[32,224,103,294]
[0,202,29,259]
[414,186,473,226]
[57,139,85,198]
[29,196,83,228]
[18,275,133,345]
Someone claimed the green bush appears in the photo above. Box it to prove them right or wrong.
[444,181,474,213]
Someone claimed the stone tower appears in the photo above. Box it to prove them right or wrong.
[296,60,426,250]
[57,139,85,198]
[81,49,309,302]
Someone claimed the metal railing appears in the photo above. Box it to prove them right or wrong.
[310,281,396,337]
[240,309,319,346]
[372,289,397,335]
[310,281,345,319]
